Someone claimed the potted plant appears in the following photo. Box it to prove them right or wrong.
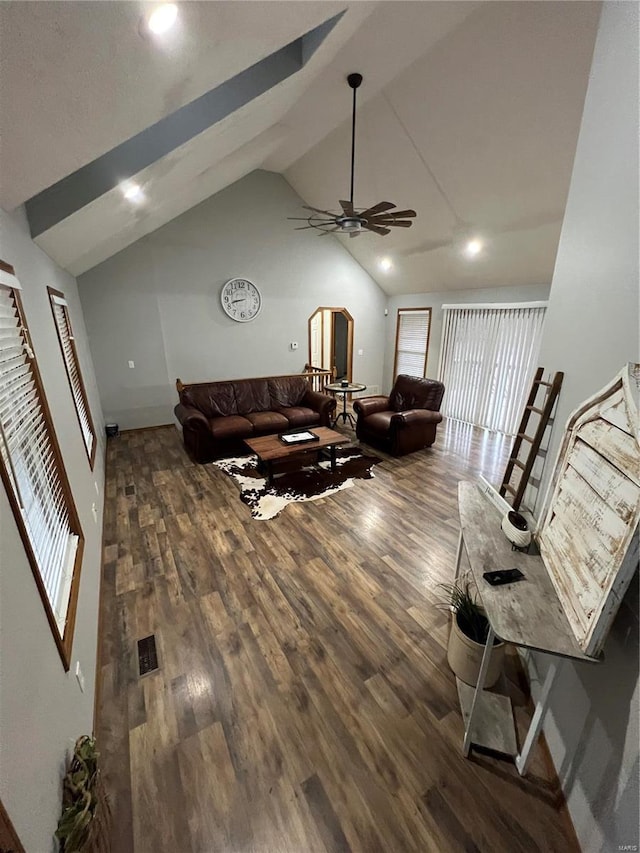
[56,736,111,853]
[438,579,505,688]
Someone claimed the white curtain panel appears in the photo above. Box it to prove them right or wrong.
[438,303,547,435]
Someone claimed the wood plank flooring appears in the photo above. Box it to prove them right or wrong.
[96,418,577,853]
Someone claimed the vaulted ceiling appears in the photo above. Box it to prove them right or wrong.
[0,1,600,293]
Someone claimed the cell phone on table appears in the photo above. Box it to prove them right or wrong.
[483,568,525,586]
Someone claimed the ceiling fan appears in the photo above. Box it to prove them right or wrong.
[289,73,417,238]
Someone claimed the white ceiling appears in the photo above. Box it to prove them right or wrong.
[0,1,601,293]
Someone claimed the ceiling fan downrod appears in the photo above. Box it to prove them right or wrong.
[347,73,363,208]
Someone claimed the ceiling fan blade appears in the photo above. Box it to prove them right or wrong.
[359,201,396,218]
[364,223,391,236]
[374,219,414,228]
[318,226,341,236]
[302,204,337,216]
[339,200,355,217]
[377,209,417,219]
[294,226,315,230]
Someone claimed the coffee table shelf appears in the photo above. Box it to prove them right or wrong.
[245,427,350,485]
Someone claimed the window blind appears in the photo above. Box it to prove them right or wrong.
[0,265,82,666]
[438,303,546,435]
[394,308,432,378]
[49,291,96,465]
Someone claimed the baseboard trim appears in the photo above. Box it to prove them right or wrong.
[117,423,173,434]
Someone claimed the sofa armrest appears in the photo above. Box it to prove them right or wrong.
[353,396,391,418]
[174,403,209,431]
[302,389,337,416]
[391,409,443,428]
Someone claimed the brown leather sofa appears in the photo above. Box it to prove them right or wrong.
[353,374,445,456]
[174,375,336,463]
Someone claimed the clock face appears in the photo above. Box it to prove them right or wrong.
[220,278,262,323]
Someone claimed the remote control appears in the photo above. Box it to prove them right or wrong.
[483,568,525,586]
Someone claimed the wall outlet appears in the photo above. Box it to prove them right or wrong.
[75,661,85,693]
[290,342,298,351]
[128,360,135,369]
[358,349,364,356]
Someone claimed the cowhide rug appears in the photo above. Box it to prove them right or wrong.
[213,447,381,520]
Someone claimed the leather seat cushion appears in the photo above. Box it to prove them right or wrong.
[209,415,254,439]
[362,411,394,434]
[245,411,290,432]
[277,406,318,428]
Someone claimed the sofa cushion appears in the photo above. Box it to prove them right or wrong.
[245,411,289,433]
[233,379,270,414]
[182,382,237,418]
[268,377,308,408]
[209,415,254,439]
[277,406,318,428]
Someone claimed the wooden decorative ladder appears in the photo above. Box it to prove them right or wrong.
[499,368,564,510]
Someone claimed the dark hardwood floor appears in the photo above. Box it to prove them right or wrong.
[96,418,577,853]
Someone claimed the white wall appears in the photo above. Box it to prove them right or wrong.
[0,206,105,851]
[383,283,550,392]
[77,170,387,429]
[528,3,639,850]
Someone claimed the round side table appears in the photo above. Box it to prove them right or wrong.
[324,382,367,429]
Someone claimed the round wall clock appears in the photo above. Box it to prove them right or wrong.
[220,278,262,322]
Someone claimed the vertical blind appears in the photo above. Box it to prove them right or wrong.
[394,308,432,377]
[0,274,79,638]
[50,292,95,463]
[438,303,547,435]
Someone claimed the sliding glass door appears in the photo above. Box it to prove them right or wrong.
[438,303,546,435]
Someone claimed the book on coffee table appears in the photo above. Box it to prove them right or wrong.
[279,431,319,445]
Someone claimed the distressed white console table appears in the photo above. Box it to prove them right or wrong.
[455,481,599,774]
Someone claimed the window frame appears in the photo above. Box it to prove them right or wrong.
[47,287,97,469]
[393,307,432,379]
[0,260,84,670]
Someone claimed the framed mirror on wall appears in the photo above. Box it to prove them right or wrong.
[308,307,354,382]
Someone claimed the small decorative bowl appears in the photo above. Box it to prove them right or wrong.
[501,511,532,549]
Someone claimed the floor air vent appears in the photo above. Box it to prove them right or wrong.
[137,635,159,676]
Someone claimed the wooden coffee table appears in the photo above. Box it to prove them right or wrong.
[244,427,350,485]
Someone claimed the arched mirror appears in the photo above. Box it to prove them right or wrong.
[308,307,354,382]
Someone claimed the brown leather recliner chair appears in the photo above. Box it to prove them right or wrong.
[353,374,445,456]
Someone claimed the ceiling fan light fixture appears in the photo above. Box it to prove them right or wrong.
[339,217,363,233]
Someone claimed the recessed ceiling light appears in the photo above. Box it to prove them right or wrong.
[463,238,483,259]
[121,182,144,203]
[379,257,393,272]
[147,4,178,35]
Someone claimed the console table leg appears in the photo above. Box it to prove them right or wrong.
[462,625,495,757]
[515,659,559,776]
